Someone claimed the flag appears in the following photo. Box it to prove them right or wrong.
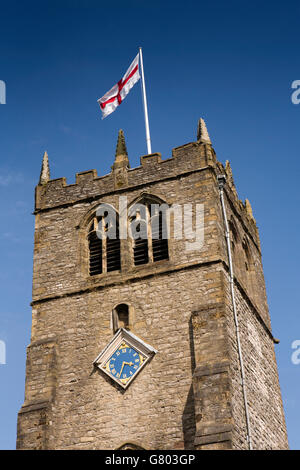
[98,54,140,119]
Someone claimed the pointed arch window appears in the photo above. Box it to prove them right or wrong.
[129,197,169,266]
[88,209,121,276]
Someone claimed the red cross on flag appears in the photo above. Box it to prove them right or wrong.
[98,54,140,119]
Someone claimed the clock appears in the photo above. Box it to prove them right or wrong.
[94,328,157,389]
[105,342,144,386]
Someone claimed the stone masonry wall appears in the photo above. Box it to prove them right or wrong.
[223,272,289,449]
[19,265,226,450]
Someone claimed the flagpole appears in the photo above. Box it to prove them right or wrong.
[139,47,152,154]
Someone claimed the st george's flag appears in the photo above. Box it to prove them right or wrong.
[97,54,140,119]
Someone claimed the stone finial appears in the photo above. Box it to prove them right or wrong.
[245,198,255,222]
[39,151,50,184]
[197,118,211,144]
[115,129,128,158]
[225,160,238,198]
[225,160,232,176]
[113,129,130,169]
[225,160,234,184]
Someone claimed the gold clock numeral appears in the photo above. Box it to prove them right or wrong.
[123,374,127,378]
[130,371,133,376]
[135,359,139,363]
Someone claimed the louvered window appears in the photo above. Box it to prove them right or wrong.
[106,223,121,272]
[151,210,169,262]
[88,212,121,276]
[133,218,149,266]
[131,200,169,267]
[88,229,102,276]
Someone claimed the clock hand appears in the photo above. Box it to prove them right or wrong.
[119,361,134,377]
[119,362,126,376]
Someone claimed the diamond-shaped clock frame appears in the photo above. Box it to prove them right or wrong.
[93,328,157,389]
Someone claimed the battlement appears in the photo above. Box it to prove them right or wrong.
[35,139,217,212]
[35,121,258,247]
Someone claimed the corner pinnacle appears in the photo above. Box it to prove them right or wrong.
[113,129,130,169]
[197,118,211,144]
[115,129,128,158]
[245,199,255,222]
[39,151,50,184]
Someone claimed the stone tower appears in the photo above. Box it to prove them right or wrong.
[17,121,288,450]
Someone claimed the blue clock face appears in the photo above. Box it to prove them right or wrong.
[106,342,144,385]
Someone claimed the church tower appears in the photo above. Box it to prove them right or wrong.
[17,120,288,450]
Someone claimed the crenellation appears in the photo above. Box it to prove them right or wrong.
[35,144,208,212]
[140,152,162,166]
[75,169,98,183]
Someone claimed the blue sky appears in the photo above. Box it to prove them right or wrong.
[0,0,299,450]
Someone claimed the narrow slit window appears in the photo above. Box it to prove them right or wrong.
[112,304,129,332]
[116,304,129,329]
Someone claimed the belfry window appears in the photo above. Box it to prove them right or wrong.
[88,224,103,276]
[129,199,169,266]
[88,210,121,276]
[151,208,169,262]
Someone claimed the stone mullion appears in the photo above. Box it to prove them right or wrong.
[147,206,154,264]
[102,218,107,274]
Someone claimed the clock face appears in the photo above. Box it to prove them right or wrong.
[94,328,157,389]
[104,341,145,386]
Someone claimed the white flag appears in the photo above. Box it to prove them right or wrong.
[98,54,140,119]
